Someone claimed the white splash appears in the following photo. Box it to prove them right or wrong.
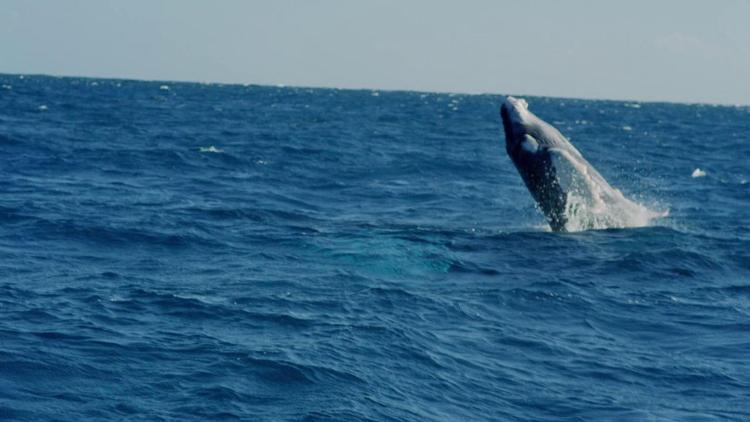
[159,85,170,91]
[691,168,706,178]
[549,147,667,232]
[199,146,223,153]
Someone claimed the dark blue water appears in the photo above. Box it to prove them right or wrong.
[1,74,749,421]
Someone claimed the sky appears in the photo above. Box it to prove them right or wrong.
[2,0,749,105]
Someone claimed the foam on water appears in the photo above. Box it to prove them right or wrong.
[199,145,223,153]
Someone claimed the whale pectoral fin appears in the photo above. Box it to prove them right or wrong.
[521,134,540,154]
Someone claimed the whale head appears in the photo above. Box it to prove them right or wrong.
[500,96,569,157]
[500,96,533,154]
[501,96,529,125]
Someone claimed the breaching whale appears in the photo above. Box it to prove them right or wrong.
[500,96,660,231]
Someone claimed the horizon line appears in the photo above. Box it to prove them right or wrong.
[1,71,747,108]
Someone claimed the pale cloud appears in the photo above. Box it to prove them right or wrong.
[653,32,729,58]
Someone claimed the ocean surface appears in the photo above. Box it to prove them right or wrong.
[1,73,749,421]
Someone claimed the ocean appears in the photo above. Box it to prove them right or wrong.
[1,74,748,421]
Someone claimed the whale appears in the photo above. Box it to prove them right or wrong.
[500,96,659,231]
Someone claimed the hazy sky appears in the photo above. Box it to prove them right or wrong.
[2,1,749,104]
